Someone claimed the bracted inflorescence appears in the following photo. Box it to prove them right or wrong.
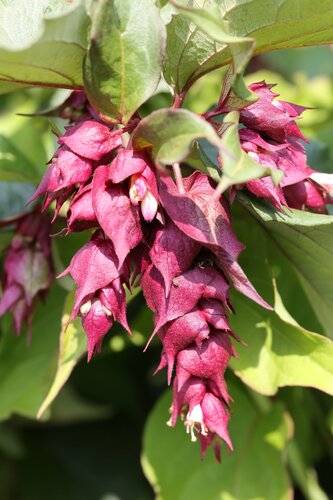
[0,209,53,338]
[3,82,331,459]
[236,82,333,211]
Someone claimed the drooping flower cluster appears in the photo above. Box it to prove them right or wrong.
[237,81,333,212]
[20,90,273,458]
[27,94,158,360]
[0,209,53,337]
[4,80,330,459]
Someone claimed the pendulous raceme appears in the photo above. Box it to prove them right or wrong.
[1,81,332,460]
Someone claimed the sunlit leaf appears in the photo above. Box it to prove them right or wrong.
[0,1,88,90]
[239,193,333,338]
[132,108,222,167]
[84,0,166,124]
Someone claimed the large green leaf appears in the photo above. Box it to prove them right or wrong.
[37,290,87,418]
[239,193,333,338]
[0,82,27,94]
[228,200,333,396]
[84,0,166,124]
[142,382,292,500]
[132,108,223,167]
[0,285,65,421]
[0,1,88,90]
[168,1,257,107]
[164,0,333,94]
[229,285,333,397]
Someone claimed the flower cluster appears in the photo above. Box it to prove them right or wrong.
[0,209,53,338]
[237,82,333,212]
[22,90,271,458]
[3,80,331,460]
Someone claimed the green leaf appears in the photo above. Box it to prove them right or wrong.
[37,290,87,418]
[0,0,83,51]
[164,0,333,94]
[132,108,222,167]
[83,0,166,124]
[142,381,292,500]
[168,1,257,106]
[0,135,40,183]
[229,200,333,396]
[0,81,27,94]
[229,284,333,397]
[0,1,88,90]
[239,193,333,338]
[0,285,65,421]
[206,111,283,194]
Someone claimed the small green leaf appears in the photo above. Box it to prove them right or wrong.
[84,0,166,124]
[0,135,40,183]
[37,290,87,418]
[203,111,283,194]
[0,285,65,421]
[0,1,88,90]
[132,108,222,167]
[142,381,292,500]
[196,139,222,183]
[239,193,333,338]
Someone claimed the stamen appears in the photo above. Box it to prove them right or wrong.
[80,300,92,315]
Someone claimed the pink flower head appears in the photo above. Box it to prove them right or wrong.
[80,297,114,361]
[159,172,271,309]
[59,230,121,318]
[67,184,98,233]
[59,231,131,359]
[92,165,143,267]
[284,173,333,213]
[27,146,93,216]
[170,371,232,460]
[157,310,210,383]
[240,81,307,142]
[58,120,123,161]
[236,81,333,213]
[176,332,233,404]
